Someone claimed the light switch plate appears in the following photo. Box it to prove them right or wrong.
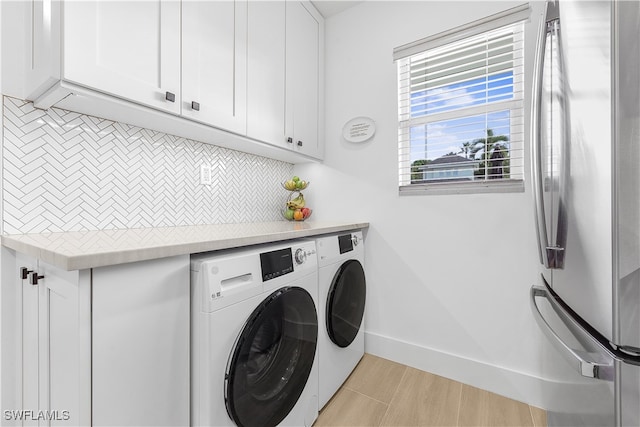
[200,164,212,185]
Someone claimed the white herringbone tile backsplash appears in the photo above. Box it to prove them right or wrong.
[2,97,293,234]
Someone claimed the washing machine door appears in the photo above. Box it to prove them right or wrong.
[326,259,366,348]
[225,286,318,427]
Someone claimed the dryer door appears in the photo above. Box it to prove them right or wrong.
[326,259,366,348]
[225,286,318,427]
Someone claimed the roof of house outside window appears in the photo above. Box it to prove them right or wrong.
[420,154,478,171]
[429,154,474,165]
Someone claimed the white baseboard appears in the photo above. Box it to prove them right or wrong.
[364,331,548,409]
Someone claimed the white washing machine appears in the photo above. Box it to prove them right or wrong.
[316,230,366,409]
[190,240,319,427]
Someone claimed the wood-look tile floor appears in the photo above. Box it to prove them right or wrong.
[314,354,547,427]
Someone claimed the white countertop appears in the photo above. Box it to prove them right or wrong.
[1,221,369,271]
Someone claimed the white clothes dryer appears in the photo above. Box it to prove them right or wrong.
[191,240,319,427]
[316,230,366,409]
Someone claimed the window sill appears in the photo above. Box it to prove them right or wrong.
[399,179,524,196]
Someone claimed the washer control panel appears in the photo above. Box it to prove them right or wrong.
[191,239,317,312]
[294,247,317,264]
[260,248,294,281]
[294,248,307,265]
[259,241,317,281]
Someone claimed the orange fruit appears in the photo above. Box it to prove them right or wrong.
[293,210,304,221]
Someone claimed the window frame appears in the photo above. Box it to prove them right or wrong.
[394,4,530,195]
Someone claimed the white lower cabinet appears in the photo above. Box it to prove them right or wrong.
[91,256,189,426]
[17,254,90,426]
[17,253,40,427]
[13,254,189,426]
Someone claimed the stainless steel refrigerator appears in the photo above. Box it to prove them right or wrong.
[529,0,640,426]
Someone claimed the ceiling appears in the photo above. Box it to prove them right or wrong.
[310,1,364,18]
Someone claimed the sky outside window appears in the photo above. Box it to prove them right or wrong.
[409,70,514,163]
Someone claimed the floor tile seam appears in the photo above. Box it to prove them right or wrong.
[377,365,410,425]
[377,394,393,427]
[527,404,536,427]
[380,365,409,424]
[342,385,393,407]
[455,380,463,427]
[386,365,409,407]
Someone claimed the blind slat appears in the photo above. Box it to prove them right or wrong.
[409,31,523,73]
[393,3,530,60]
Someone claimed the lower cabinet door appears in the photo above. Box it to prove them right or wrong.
[17,255,90,426]
[36,261,91,426]
[91,255,190,427]
[18,253,39,427]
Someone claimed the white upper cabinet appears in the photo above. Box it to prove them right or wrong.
[286,2,322,158]
[247,1,286,147]
[3,0,323,161]
[182,0,248,134]
[246,1,324,158]
[63,1,181,114]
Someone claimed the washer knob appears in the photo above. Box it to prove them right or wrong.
[351,235,359,246]
[294,248,307,265]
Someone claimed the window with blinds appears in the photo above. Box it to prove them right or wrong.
[395,6,527,194]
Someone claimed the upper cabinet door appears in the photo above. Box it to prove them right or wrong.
[286,2,321,158]
[247,1,286,147]
[182,0,248,135]
[63,1,181,114]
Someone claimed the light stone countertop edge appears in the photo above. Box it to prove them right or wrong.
[1,221,370,271]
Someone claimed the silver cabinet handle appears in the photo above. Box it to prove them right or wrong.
[286,137,293,144]
[530,283,614,380]
[531,5,551,268]
[165,92,176,103]
[297,141,303,147]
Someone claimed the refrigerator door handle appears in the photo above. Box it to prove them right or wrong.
[531,6,552,268]
[530,284,615,381]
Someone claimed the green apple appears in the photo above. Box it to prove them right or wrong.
[292,176,300,182]
[284,208,295,220]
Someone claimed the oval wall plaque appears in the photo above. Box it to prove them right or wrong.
[342,117,376,143]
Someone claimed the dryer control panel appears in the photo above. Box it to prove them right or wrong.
[318,230,364,266]
[338,234,354,254]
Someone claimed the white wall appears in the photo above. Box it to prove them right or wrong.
[296,0,557,407]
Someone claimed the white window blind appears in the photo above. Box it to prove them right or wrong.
[396,10,527,193]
